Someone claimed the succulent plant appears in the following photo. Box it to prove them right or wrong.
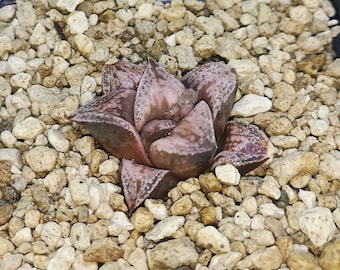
[68,59,273,212]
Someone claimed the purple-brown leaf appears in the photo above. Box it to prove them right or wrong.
[211,120,274,174]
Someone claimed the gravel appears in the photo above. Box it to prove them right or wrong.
[0,0,340,269]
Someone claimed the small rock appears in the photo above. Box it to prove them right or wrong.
[31,183,51,212]
[44,168,67,194]
[258,176,281,200]
[287,251,320,270]
[12,116,45,141]
[215,37,249,60]
[55,0,85,12]
[47,129,70,152]
[39,222,62,249]
[144,199,168,220]
[127,247,149,270]
[325,58,340,78]
[219,222,245,242]
[319,239,340,270]
[228,59,260,82]
[247,246,282,270]
[29,23,47,46]
[319,153,340,180]
[209,251,242,270]
[231,94,272,117]
[199,173,222,193]
[0,201,13,225]
[145,216,185,242]
[194,34,216,58]
[110,211,134,231]
[299,207,336,247]
[74,136,96,157]
[99,159,119,176]
[215,164,241,185]
[271,151,319,186]
[298,189,316,208]
[0,253,23,270]
[70,222,91,250]
[308,119,328,136]
[7,55,26,74]
[0,235,15,256]
[195,226,230,254]
[146,237,198,269]
[270,135,299,148]
[0,148,23,169]
[134,3,153,20]
[130,207,154,233]
[67,11,89,34]
[234,210,251,229]
[200,205,217,225]
[259,203,285,218]
[46,246,76,270]
[69,176,90,206]
[289,5,313,24]
[250,229,275,246]
[74,34,94,56]
[168,45,197,70]
[83,238,124,263]
[195,16,224,36]
[170,194,193,216]
[12,227,32,246]
[25,146,58,173]
[10,72,32,89]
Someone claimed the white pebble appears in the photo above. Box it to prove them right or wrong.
[308,119,328,136]
[74,136,95,157]
[299,207,336,247]
[145,216,185,242]
[12,227,33,246]
[95,201,114,220]
[144,199,169,220]
[234,210,251,229]
[40,222,62,249]
[298,189,316,208]
[12,116,45,141]
[231,94,272,117]
[241,196,258,217]
[88,14,98,26]
[99,159,119,175]
[0,130,17,147]
[195,226,230,254]
[47,129,70,152]
[29,22,47,46]
[70,223,91,250]
[67,12,89,34]
[258,176,281,200]
[251,214,265,230]
[88,184,104,210]
[259,203,285,218]
[69,176,90,206]
[134,3,154,20]
[110,211,134,231]
[209,252,242,270]
[215,164,240,185]
[44,168,67,194]
[46,246,75,270]
[7,55,26,74]
[0,148,23,169]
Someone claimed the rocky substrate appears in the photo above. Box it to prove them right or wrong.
[0,0,340,269]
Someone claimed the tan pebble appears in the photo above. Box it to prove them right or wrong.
[170,194,192,216]
[130,207,154,233]
[319,239,340,270]
[146,237,198,269]
[199,173,222,193]
[276,236,293,261]
[287,251,321,270]
[83,238,123,263]
[85,149,108,173]
[190,190,210,208]
[109,193,128,212]
[200,206,216,225]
